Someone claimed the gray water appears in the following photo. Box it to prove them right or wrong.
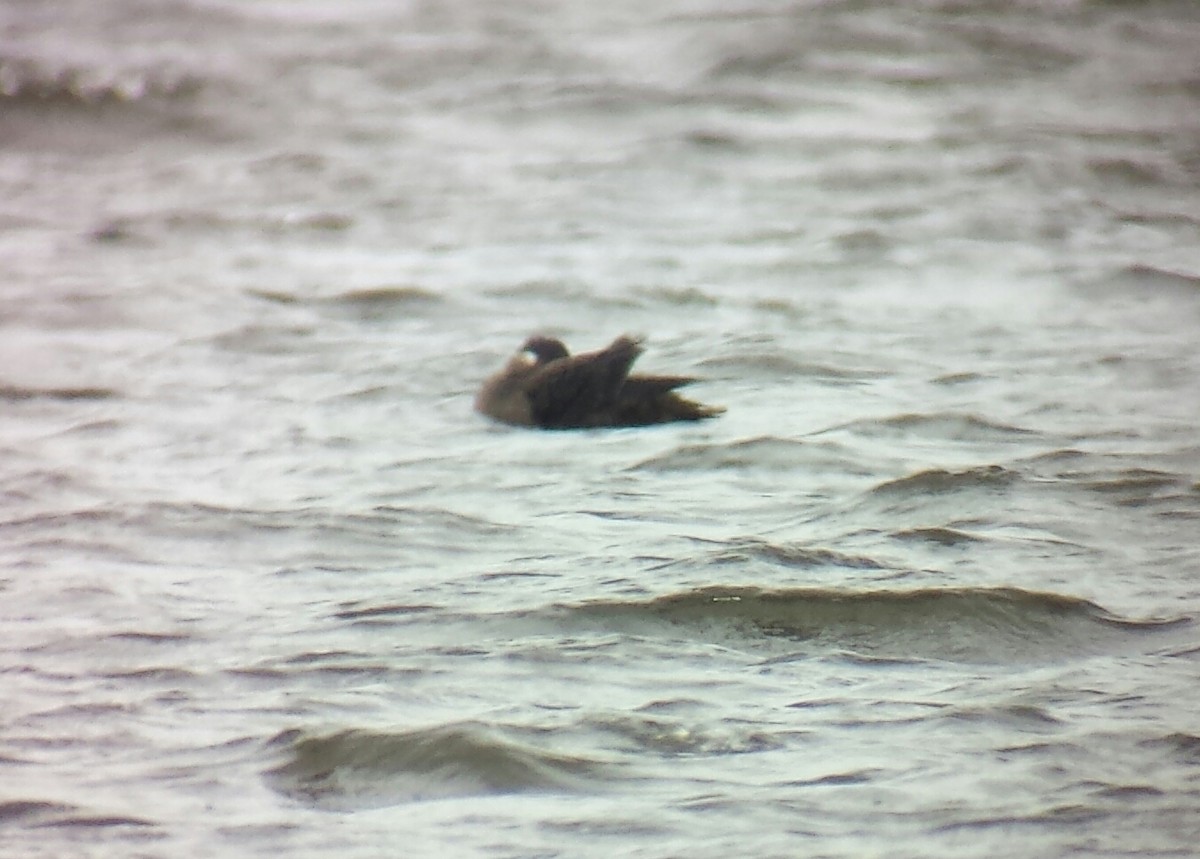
[3,1,1200,856]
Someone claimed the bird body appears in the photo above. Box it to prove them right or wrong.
[476,335,723,429]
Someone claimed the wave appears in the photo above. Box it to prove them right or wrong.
[0,51,200,108]
[332,583,1190,666]
[560,585,1189,665]
[1022,450,1200,512]
[1076,468,1189,508]
[869,465,1019,496]
[266,723,608,809]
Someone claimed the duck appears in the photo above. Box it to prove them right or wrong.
[475,335,724,429]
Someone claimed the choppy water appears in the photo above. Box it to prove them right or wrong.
[3,0,1200,856]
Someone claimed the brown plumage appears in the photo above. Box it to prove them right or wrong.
[475,335,724,429]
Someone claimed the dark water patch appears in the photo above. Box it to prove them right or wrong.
[332,603,440,623]
[0,532,153,566]
[752,296,806,316]
[0,54,201,108]
[3,501,513,573]
[0,800,76,825]
[633,285,718,306]
[125,208,354,240]
[821,412,1037,442]
[247,285,447,323]
[0,53,215,155]
[560,586,1190,664]
[995,740,1075,758]
[224,651,427,688]
[696,353,887,383]
[109,631,191,645]
[61,418,124,436]
[526,75,750,117]
[1027,448,1089,465]
[270,211,354,233]
[1162,640,1200,659]
[870,465,1019,496]
[1089,782,1165,801]
[479,570,562,582]
[634,698,708,716]
[933,803,1108,833]
[696,353,814,376]
[0,791,156,831]
[265,722,609,809]
[325,285,441,305]
[1078,469,1188,508]
[834,227,891,259]
[101,666,197,684]
[485,280,638,309]
[35,813,156,830]
[1087,156,1178,186]
[1117,208,1200,231]
[932,371,985,386]
[206,322,317,355]
[90,219,146,244]
[683,127,746,151]
[149,501,511,546]
[780,770,880,788]
[331,383,399,403]
[630,435,801,471]
[1029,453,1195,509]
[943,703,1062,728]
[892,526,984,547]
[585,712,783,758]
[0,384,118,402]
[248,651,422,683]
[1101,264,1200,294]
[632,436,861,473]
[247,288,303,306]
[821,650,928,668]
[1139,732,1200,764]
[687,536,885,571]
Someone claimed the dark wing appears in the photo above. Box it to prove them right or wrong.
[614,373,723,425]
[525,336,643,428]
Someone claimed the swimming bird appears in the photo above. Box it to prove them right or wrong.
[475,335,724,429]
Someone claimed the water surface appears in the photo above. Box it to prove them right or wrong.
[3,1,1200,856]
